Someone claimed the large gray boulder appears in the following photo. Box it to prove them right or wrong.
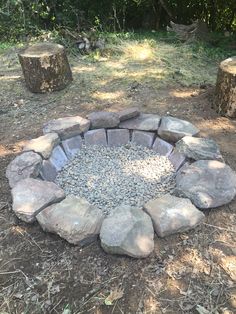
[43,116,90,140]
[175,160,236,209]
[87,111,120,129]
[23,133,60,159]
[119,113,161,131]
[175,136,223,161]
[144,194,205,237]
[158,116,199,142]
[11,178,65,223]
[6,151,42,188]
[37,196,104,245]
[100,205,154,258]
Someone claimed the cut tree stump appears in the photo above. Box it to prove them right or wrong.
[18,42,73,93]
[214,57,236,118]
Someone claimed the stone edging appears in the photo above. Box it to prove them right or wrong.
[5,108,236,258]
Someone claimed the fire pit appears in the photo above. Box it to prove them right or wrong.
[6,108,236,258]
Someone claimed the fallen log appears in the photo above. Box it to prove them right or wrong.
[167,20,208,42]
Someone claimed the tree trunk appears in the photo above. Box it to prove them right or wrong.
[214,57,236,118]
[208,0,217,31]
[18,42,73,93]
[153,0,162,30]
[159,0,174,21]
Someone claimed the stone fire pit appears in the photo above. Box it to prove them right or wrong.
[6,108,236,258]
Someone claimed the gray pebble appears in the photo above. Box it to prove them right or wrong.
[55,143,176,215]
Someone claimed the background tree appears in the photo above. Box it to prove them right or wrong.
[0,0,235,40]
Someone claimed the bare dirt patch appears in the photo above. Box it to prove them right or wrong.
[0,41,236,313]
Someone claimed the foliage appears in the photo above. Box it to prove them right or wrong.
[0,1,235,41]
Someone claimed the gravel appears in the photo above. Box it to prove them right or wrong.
[55,143,176,215]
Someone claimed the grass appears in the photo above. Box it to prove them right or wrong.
[0,42,15,54]
[76,31,236,88]
[0,30,235,108]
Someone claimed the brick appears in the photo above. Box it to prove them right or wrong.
[49,145,68,171]
[62,135,82,159]
[107,129,130,146]
[84,129,107,146]
[152,137,173,156]
[132,131,155,148]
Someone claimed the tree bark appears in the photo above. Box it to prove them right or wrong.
[214,57,236,118]
[18,42,73,93]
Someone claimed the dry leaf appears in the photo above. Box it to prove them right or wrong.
[220,256,236,281]
[104,287,124,306]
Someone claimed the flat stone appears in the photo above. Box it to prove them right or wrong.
[6,152,42,188]
[84,129,107,146]
[152,137,173,156]
[87,111,120,129]
[175,160,236,209]
[43,116,90,140]
[40,160,57,182]
[49,146,68,171]
[118,107,140,122]
[107,129,130,146]
[119,113,161,131]
[37,196,104,245]
[144,194,205,237]
[11,178,65,223]
[62,135,82,159]
[158,116,199,142]
[132,130,155,148]
[23,133,60,159]
[175,136,223,161]
[168,151,186,171]
[100,205,154,258]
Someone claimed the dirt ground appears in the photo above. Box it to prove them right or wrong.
[0,43,236,314]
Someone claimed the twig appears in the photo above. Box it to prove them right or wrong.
[76,276,118,313]
[0,269,33,285]
[50,298,63,313]
[117,303,125,314]
[17,228,44,252]
[111,299,118,314]
[203,223,236,233]
[0,202,8,210]
[0,258,22,270]
[0,280,19,292]
[136,290,145,314]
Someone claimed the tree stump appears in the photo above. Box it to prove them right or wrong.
[214,57,236,118]
[18,42,73,93]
